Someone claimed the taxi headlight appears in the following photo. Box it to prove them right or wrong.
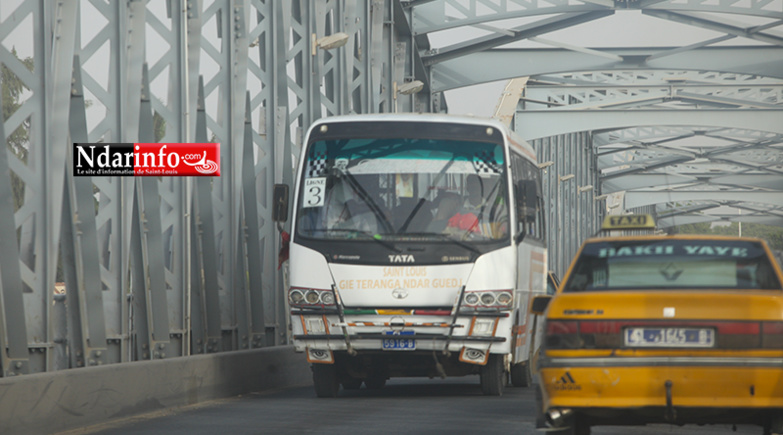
[464,293,480,305]
[480,293,496,306]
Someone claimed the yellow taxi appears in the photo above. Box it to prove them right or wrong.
[532,215,783,435]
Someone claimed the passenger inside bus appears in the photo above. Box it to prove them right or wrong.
[462,174,485,215]
[395,197,433,232]
[428,192,461,233]
[335,184,391,233]
[425,175,510,239]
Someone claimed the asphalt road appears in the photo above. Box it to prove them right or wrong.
[66,377,762,435]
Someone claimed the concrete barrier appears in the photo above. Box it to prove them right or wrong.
[0,346,311,435]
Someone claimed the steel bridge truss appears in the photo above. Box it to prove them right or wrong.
[0,0,431,376]
[407,0,783,272]
[521,70,783,229]
[1,0,781,377]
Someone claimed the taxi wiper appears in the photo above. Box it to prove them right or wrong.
[404,232,480,254]
[314,228,400,252]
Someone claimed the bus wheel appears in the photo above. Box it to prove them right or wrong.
[341,377,362,390]
[364,376,386,390]
[480,354,505,396]
[510,361,532,387]
[312,364,340,398]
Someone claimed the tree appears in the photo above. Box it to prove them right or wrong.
[673,221,783,251]
[1,48,34,211]
[153,110,166,142]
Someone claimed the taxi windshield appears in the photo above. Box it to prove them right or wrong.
[562,239,781,292]
[295,137,509,242]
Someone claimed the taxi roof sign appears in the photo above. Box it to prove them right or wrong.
[601,214,656,231]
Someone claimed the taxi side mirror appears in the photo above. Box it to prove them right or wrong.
[530,295,552,315]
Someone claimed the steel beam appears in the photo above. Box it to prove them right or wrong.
[431,46,783,92]
[192,77,222,354]
[626,191,783,209]
[658,215,783,228]
[0,78,27,377]
[410,0,783,36]
[515,109,783,140]
[422,11,614,66]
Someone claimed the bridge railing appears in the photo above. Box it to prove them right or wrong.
[0,0,431,378]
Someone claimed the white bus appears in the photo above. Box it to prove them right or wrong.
[274,114,548,397]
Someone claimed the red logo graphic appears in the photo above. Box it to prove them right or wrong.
[180,151,220,174]
[133,143,220,176]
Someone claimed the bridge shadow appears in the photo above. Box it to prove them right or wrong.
[338,376,493,398]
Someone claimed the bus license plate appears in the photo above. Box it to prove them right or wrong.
[624,327,714,348]
[382,331,415,350]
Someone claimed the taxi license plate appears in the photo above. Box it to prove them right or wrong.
[382,331,415,350]
[624,327,714,348]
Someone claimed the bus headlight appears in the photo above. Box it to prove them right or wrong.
[462,290,513,309]
[496,292,512,305]
[289,288,336,307]
[320,291,335,305]
[480,293,496,306]
[305,290,320,304]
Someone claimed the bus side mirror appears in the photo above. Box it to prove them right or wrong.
[517,180,537,221]
[530,295,552,315]
[272,184,290,223]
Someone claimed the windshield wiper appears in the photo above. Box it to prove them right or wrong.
[341,171,395,234]
[309,228,400,252]
[460,175,504,241]
[398,157,456,233]
[403,232,480,254]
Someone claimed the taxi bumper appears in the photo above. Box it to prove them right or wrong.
[539,357,783,410]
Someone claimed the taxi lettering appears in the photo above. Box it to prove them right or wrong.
[608,215,647,226]
[599,245,673,258]
[683,245,748,257]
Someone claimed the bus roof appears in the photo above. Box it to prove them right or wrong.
[307,113,536,163]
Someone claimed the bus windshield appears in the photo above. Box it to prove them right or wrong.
[296,137,509,242]
[562,239,781,292]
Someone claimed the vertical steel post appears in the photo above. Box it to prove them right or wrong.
[132,65,172,359]
[192,77,222,353]
[240,93,267,348]
[64,55,109,369]
[272,0,294,345]
[0,88,28,376]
